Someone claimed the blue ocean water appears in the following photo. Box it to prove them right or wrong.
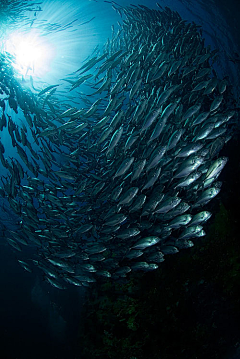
[0,0,240,358]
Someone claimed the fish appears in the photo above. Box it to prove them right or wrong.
[132,236,160,250]
[193,187,221,207]
[38,84,60,96]
[178,225,204,240]
[168,214,192,229]
[0,3,237,288]
[205,157,228,181]
[189,211,212,226]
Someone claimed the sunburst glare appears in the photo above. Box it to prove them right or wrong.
[4,29,55,77]
[1,0,111,83]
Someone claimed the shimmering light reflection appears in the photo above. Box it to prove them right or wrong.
[1,0,120,84]
[4,29,55,77]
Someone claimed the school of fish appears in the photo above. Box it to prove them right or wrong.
[0,3,237,289]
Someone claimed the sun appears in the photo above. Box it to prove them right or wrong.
[4,29,55,78]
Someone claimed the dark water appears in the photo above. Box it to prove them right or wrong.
[0,243,85,359]
[0,1,240,358]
